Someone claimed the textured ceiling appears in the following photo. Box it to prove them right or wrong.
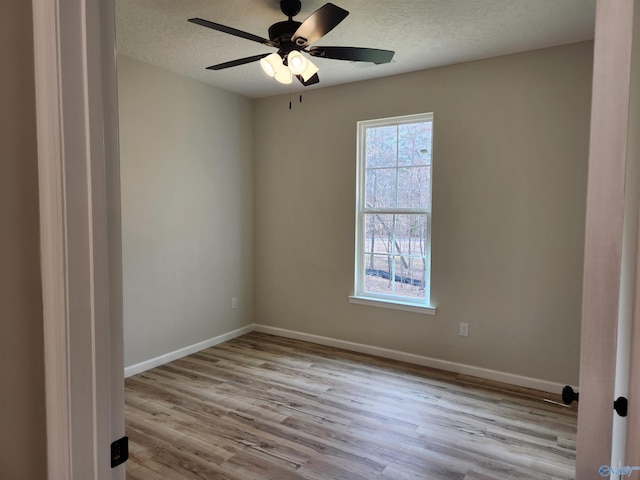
[116,0,596,99]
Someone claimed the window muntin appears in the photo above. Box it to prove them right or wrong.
[355,113,433,306]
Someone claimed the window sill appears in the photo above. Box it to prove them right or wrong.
[348,296,437,315]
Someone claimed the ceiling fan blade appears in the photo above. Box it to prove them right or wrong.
[296,72,320,86]
[309,46,395,64]
[292,3,349,47]
[206,54,270,71]
[188,18,276,47]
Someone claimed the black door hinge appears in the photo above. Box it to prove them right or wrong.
[111,436,129,468]
[564,387,628,417]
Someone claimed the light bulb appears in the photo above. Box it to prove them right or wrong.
[287,51,308,75]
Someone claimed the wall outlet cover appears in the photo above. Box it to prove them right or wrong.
[459,322,469,337]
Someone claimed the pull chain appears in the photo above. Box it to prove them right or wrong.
[288,93,303,110]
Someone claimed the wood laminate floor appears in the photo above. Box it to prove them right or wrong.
[125,332,577,480]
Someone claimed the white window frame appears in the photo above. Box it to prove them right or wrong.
[350,113,436,315]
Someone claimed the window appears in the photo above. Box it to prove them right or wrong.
[351,113,435,313]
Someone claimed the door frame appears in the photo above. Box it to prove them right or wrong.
[32,0,124,478]
[575,0,638,477]
[624,0,640,468]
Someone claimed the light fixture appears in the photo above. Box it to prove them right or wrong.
[260,52,283,77]
[298,59,319,82]
[287,51,307,75]
[274,66,293,84]
[288,51,319,81]
[260,50,318,85]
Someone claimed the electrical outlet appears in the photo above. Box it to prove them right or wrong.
[459,322,469,337]
[231,297,237,309]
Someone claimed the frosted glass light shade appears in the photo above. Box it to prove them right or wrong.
[274,66,293,84]
[287,51,318,81]
[260,52,283,77]
[287,51,308,75]
[299,59,319,82]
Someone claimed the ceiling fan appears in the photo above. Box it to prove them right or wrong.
[188,0,395,87]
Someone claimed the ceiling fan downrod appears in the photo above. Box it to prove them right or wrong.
[280,0,302,19]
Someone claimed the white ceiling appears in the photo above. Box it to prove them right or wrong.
[115,0,596,99]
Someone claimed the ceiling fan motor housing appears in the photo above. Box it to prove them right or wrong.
[268,20,302,44]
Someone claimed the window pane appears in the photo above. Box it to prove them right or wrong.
[364,214,394,256]
[365,125,397,168]
[365,168,397,208]
[394,256,426,299]
[398,122,432,166]
[394,215,427,257]
[397,166,431,209]
[363,254,393,295]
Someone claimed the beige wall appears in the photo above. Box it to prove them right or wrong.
[254,42,593,385]
[118,56,255,367]
[0,1,48,478]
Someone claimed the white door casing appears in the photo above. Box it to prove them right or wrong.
[32,0,125,478]
[624,0,640,469]
[576,0,639,477]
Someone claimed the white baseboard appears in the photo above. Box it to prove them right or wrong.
[124,324,253,378]
[253,324,568,395]
[124,322,569,394]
